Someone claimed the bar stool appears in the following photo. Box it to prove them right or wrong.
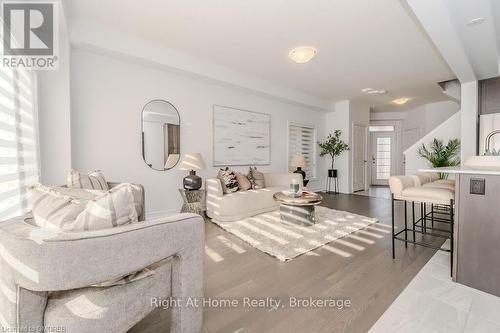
[389,176,455,275]
[416,173,455,229]
[411,172,455,228]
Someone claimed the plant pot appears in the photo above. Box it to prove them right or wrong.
[328,169,338,178]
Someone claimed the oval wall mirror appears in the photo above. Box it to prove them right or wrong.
[141,100,180,170]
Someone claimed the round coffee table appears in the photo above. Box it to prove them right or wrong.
[273,191,323,226]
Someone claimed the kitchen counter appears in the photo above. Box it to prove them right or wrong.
[419,166,500,175]
[419,166,500,297]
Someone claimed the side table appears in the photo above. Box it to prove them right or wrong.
[179,189,206,218]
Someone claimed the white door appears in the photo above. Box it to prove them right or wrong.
[352,124,367,192]
[371,132,396,186]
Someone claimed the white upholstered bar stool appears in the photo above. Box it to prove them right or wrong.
[389,176,455,275]
[425,172,456,187]
[418,172,455,228]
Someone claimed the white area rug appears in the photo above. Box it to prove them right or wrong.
[212,206,378,261]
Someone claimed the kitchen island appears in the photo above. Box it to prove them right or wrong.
[420,165,500,297]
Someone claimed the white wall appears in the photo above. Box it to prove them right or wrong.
[325,101,350,193]
[38,2,72,185]
[324,100,370,193]
[70,48,327,216]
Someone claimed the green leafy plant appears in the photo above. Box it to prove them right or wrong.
[417,138,460,179]
[318,129,350,170]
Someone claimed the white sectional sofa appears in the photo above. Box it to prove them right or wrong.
[206,172,302,222]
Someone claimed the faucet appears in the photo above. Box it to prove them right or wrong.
[484,130,500,155]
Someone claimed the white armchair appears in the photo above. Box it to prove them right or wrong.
[0,212,204,333]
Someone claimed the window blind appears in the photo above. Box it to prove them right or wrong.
[0,65,39,222]
[288,124,316,179]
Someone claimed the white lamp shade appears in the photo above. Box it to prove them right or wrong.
[179,153,206,171]
[290,155,307,168]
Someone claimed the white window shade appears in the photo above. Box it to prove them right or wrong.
[0,66,39,222]
[288,124,316,179]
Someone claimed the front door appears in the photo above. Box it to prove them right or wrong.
[352,124,367,192]
[371,132,396,186]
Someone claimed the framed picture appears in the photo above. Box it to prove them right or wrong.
[213,105,271,166]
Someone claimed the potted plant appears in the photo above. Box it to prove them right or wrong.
[318,129,350,179]
[417,138,460,179]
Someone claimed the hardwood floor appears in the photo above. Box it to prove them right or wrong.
[132,192,444,333]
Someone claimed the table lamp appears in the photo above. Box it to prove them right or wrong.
[179,153,206,190]
[290,154,308,186]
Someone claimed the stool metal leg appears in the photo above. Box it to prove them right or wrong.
[450,199,454,277]
[412,202,416,242]
[391,194,395,259]
[404,200,408,248]
[431,203,435,228]
[423,203,427,234]
[420,203,425,234]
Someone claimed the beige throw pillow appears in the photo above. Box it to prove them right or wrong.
[248,167,265,189]
[67,170,109,190]
[29,184,86,230]
[52,183,144,220]
[74,184,138,232]
[235,172,252,191]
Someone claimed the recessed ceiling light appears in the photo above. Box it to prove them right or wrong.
[289,46,317,64]
[367,90,387,95]
[467,17,485,26]
[392,97,411,105]
[361,88,373,92]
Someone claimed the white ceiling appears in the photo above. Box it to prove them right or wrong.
[67,0,456,112]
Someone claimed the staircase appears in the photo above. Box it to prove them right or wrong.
[404,111,461,175]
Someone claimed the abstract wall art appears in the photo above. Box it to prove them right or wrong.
[213,105,271,166]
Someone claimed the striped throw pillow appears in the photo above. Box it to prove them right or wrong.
[29,185,86,230]
[52,183,144,220]
[67,170,109,190]
[73,183,138,231]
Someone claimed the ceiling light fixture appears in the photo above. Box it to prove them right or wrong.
[288,46,317,64]
[367,90,387,95]
[392,98,411,105]
[466,17,485,26]
[361,88,387,95]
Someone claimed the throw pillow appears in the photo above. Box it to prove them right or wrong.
[28,184,86,230]
[52,183,144,220]
[110,183,144,219]
[235,172,252,191]
[67,170,109,190]
[74,184,138,232]
[217,167,239,194]
[248,167,265,189]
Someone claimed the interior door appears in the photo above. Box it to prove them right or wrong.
[371,132,396,186]
[352,124,367,192]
